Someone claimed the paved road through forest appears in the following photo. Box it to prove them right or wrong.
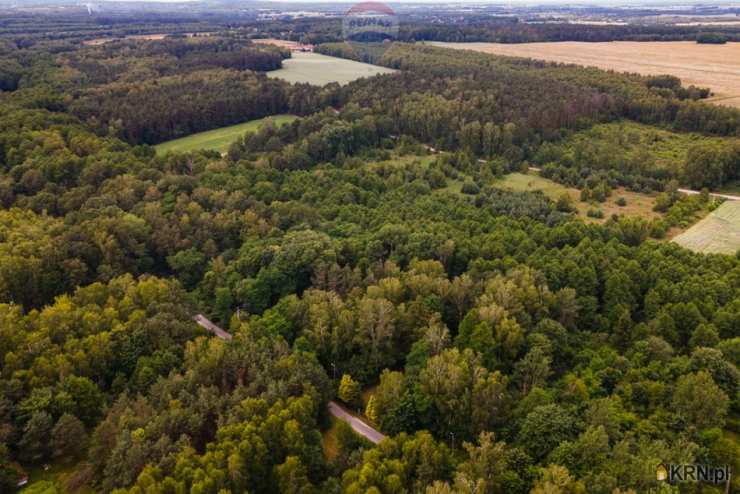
[194,314,387,444]
[328,401,386,444]
[193,314,232,340]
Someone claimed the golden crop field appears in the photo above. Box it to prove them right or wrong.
[253,38,307,50]
[432,41,740,108]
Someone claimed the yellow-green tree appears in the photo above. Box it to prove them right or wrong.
[365,395,378,423]
[338,374,361,407]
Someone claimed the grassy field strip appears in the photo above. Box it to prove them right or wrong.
[673,201,740,254]
[267,51,396,86]
[155,115,297,154]
[495,173,574,199]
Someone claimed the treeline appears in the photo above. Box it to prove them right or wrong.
[316,42,740,168]
[399,19,740,43]
[70,70,302,144]
[2,36,307,145]
[319,42,619,156]
[0,11,220,45]
[539,133,740,192]
[246,17,343,45]
[533,122,740,192]
[56,38,330,146]
[4,10,740,49]
[62,37,289,85]
[227,107,394,167]
[243,15,740,45]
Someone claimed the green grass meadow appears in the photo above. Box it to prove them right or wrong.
[494,172,666,224]
[155,114,297,155]
[494,172,573,199]
[267,52,396,86]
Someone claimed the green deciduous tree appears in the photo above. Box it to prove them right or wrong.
[52,414,88,460]
[518,405,578,460]
[672,371,729,430]
[19,411,53,463]
[530,465,585,494]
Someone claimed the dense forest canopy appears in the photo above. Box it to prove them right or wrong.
[0,10,738,494]
[398,19,740,44]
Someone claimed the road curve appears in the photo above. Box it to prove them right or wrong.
[328,401,386,444]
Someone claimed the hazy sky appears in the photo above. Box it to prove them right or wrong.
[7,0,734,6]
[261,0,731,4]
[45,0,738,3]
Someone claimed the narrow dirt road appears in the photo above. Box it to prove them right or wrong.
[328,401,386,444]
[677,188,740,201]
[524,167,739,201]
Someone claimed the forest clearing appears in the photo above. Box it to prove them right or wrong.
[545,120,738,173]
[495,172,665,223]
[154,115,297,154]
[253,38,312,50]
[267,51,396,85]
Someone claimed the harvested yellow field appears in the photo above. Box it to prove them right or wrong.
[253,38,310,50]
[431,41,740,108]
[82,32,210,46]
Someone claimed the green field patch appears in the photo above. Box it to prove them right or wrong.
[673,201,740,254]
[545,120,737,172]
[495,172,574,199]
[441,178,465,195]
[366,153,437,171]
[155,114,297,154]
[494,172,664,223]
[267,52,396,86]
